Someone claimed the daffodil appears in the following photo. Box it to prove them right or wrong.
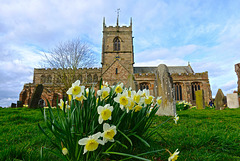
[134,105,143,112]
[75,95,87,102]
[97,104,113,124]
[102,123,117,143]
[97,87,110,100]
[66,80,85,99]
[115,83,123,94]
[125,98,134,113]
[58,99,70,110]
[173,113,179,124]
[62,147,68,155]
[168,149,180,161]
[156,96,162,106]
[101,81,109,89]
[78,132,104,154]
[132,90,144,104]
[114,90,130,110]
[86,88,89,97]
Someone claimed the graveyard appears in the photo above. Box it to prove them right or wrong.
[1,106,240,160]
[1,1,240,161]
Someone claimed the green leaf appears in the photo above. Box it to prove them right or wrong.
[132,134,150,147]
[118,129,133,147]
[103,151,150,161]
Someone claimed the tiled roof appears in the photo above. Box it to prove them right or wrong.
[133,66,194,74]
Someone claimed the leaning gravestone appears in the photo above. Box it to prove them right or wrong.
[29,84,44,108]
[227,93,239,108]
[195,90,205,109]
[155,64,176,116]
[214,89,225,110]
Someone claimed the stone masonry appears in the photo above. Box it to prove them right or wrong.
[19,17,212,107]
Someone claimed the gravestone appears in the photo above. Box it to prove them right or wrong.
[11,103,16,108]
[17,101,23,107]
[155,64,176,116]
[227,93,239,108]
[29,84,44,108]
[214,89,225,110]
[195,90,205,109]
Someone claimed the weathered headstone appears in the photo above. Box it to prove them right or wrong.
[214,89,225,110]
[227,93,239,108]
[195,90,205,109]
[11,103,16,108]
[17,101,23,107]
[29,84,44,108]
[155,64,176,116]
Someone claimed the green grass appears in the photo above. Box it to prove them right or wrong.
[0,107,240,160]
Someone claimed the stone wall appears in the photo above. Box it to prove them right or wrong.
[171,71,211,105]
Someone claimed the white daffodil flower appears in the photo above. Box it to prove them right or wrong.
[78,132,104,154]
[102,123,117,143]
[125,98,134,113]
[168,149,180,161]
[66,80,85,99]
[97,87,110,100]
[97,104,113,124]
[58,99,70,110]
[134,105,143,112]
[132,90,144,105]
[115,83,123,94]
[114,90,130,110]
[173,113,179,124]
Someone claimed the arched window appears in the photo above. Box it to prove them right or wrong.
[93,74,98,83]
[87,74,92,83]
[191,82,201,100]
[140,82,149,90]
[40,75,46,84]
[113,37,120,51]
[174,83,182,101]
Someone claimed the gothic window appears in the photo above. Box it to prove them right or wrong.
[116,68,118,74]
[174,83,182,101]
[140,82,149,90]
[87,74,92,83]
[93,74,98,83]
[40,75,46,84]
[113,37,120,51]
[191,82,201,100]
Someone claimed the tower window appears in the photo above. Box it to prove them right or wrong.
[113,37,120,51]
[116,68,118,74]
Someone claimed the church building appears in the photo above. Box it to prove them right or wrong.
[19,17,212,107]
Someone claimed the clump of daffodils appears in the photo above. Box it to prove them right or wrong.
[176,100,192,111]
[40,80,166,160]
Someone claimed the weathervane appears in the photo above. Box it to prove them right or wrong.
[116,8,120,26]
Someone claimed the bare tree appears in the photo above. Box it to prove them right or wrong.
[43,38,96,92]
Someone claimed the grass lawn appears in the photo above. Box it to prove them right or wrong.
[0,107,240,160]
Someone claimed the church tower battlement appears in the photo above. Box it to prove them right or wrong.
[101,17,134,74]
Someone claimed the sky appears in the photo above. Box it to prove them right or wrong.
[0,0,240,107]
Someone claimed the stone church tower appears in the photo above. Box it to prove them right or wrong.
[101,17,135,87]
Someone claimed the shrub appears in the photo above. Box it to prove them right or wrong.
[176,101,192,111]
